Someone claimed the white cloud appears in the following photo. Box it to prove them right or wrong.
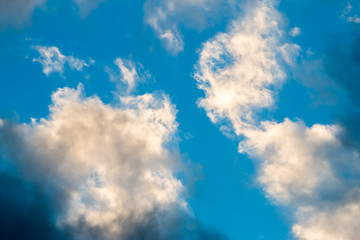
[347,15,360,23]
[32,46,93,76]
[106,58,151,93]
[195,1,360,239]
[241,119,360,240]
[342,2,352,17]
[147,10,184,55]
[293,201,360,240]
[144,0,228,55]
[240,120,343,205]
[289,26,301,37]
[341,2,360,24]
[194,0,299,135]
[1,83,187,238]
[0,0,45,30]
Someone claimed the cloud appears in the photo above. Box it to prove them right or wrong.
[0,83,227,239]
[0,170,69,240]
[144,0,230,55]
[32,45,94,76]
[105,58,151,94]
[194,0,299,135]
[341,2,360,24]
[240,119,360,240]
[194,0,360,239]
[73,0,106,18]
[342,2,352,17]
[289,26,301,37]
[0,0,105,30]
[0,0,45,30]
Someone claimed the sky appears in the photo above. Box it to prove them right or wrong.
[0,0,360,239]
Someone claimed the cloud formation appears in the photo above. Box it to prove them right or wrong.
[0,79,228,239]
[195,0,360,239]
[32,45,94,76]
[106,58,151,94]
[241,120,360,240]
[289,26,301,37]
[0,83,185,238]
[0,0,45,30]
[194,0,299,135]
[144,0,230,55]
[342,2,360,24]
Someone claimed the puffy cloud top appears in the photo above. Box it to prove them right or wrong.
[194,0,299,135]
[0,84,186,239]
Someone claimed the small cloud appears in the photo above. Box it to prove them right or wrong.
[105,58,151,94]
[342,2,352,17]
[32,45,94,76]
[341,2,360,23]
[144,0,228,55]
[347,15,360,23]
[147,11,184,55]
[289,26,301,37]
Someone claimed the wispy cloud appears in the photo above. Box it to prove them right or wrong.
[289,26,301,37]
[32,45,94,76]
[341,2,360,24]
[105,58,151,94]
[144,0,230,55]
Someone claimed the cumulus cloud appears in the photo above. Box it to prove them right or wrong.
[0,0,45,30]
[194,0,299,135]
[32,46,94,76]
[105,58,151,94]
[144,0,230,55]
[240,119,360,240]
[0,82,228,239]
[194,0,360,239]
[0,84,183,238]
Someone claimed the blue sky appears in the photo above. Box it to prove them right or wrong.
[0,0,360,240]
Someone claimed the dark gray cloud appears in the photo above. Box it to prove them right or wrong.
[0,171,69,240]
